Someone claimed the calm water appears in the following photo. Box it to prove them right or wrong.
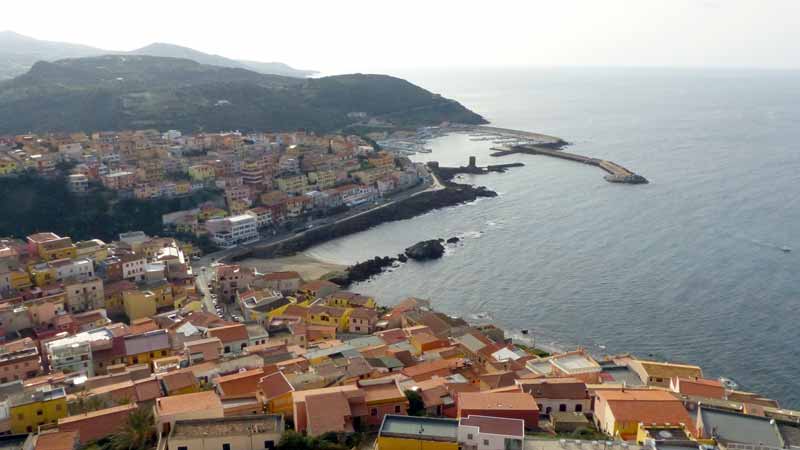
[309,67,800,407]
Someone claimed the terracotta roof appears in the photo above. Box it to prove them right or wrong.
[305,391,354,434]
[216,368,267,398]
[402,358,463,379]
[280,304,309,319]
[207,324,248,343]
[261,271,301,281]
[517,378,588,400]
[458,392,539,412]
[636,360,703,379]
[460,415,525,438]
[299,280,340,292]
[160,371,197,393]
[35,431,78,450]
[155,390,222,416]
[596,389,694,433]
[134,377,164,401]
[350,308,378,320]
[258,371,294,400]
[480,371,518,390]
[309,304,347,317]
[673,377,726,399]
[358,378,406,404]
[58,402,137,424]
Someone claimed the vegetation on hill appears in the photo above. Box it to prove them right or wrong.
[0,55,486,134]
[0,173,218,242]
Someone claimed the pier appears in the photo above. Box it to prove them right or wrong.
[491,144,648,184]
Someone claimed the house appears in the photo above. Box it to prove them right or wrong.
[358,378,409,428]
[550,412,593,434]
[258,371,294,417]
[410,333,449,355]
[593,388,694,441]
[154,390,224,435]
[457,392,539,430]
[256,271,303,295]
[292,385,367,435]
[207,324,249,355]
[159,371,199,396]
[237,290,292,325]
[124,330,171,366]
[458,415,525,450]
[308,305,352,332]
[669,377,726,399]
[627,359,703,388]
[695,405,785,448]
[165,415,284,450]
[324,291,376,309]
[57,403,137,444]
[9,386,67,434]
[0,338,43,382]
[32,430,79,450]
[515,378,590,415]
[349,308,378,334]
[412,378,457,417]
[183,337,223,364]
[215,367,268,400]
[297,280,340,301]
[402,358,465,382]
[377,415,459,450]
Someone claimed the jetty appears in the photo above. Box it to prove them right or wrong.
[491,144,648,184]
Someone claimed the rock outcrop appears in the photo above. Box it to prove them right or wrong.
[405,240,446,261]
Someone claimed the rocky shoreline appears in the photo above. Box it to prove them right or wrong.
[229,162,516,262]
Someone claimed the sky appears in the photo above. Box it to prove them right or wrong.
[1,0,799,73]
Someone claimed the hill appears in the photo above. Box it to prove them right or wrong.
[0,31,314,79]
[0,55,486,134]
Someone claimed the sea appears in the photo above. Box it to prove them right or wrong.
[307,67,800,407]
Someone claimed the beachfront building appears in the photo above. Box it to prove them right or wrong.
[205,214,258,248]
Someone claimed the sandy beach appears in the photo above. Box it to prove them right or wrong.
[236,252,346,281]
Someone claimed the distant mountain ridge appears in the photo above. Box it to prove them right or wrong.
[0,54,486,134]
[0,31,316,79]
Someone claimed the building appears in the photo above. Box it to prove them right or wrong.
[154,390,224,435]
[67,174,89,193]
[669,377,726,399]
[292,385,367,435]
[206,214,258,248]
[123,330,171,366]
[593,389,694,441]
[207,324,249,356]
[9,386,67,434]
[258,371,294,417]
[45,327,114,376]
[0,338,42,383]
[358,378,409,428]
[257,272,302,295]
[458,415,525,450]
[627,359,703,388]
[457,392,539,430]
[57,403,137,444]
[695,405,784,448]
[515,378,590,415]
[377,415,459,450]
[165,415,283,450]
[349,308,379,334]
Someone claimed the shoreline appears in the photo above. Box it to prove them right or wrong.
[235,252,346,281]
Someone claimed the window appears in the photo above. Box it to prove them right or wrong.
[575,404,583,412]
[17,413,23,420]
[394,405,401,413]
[467,433,473,440]
[222,444,230,450]
[370,408,377,416]
[224,346,231,353]
[55,404,62,411]
[559,404,567,412]
[36,410,43,416]
[484,439,490,446]
[264,441,275,450]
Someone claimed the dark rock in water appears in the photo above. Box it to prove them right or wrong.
[333,256,397,287]
[405,239,445,261]
[397,254,408,263]
[446,237,460,244]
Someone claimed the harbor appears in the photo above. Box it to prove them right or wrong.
[491,144,649,184]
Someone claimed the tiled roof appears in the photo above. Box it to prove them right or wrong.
[458,392,539,412]
[207,324,248,343]
[460,415,525,438]
[123,330,170,356]
[258,371,294,400]
[155,390,222,416]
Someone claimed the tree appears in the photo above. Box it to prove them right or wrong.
[68,393,108,415]
[109,407,155,450]
[405,389,425,416]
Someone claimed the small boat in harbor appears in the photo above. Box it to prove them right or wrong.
[780,246,791,253]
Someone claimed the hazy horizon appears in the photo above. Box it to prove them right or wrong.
[1,0,799,74]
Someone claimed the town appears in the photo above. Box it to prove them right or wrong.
[0,227,797,450]
[0,128,432,250]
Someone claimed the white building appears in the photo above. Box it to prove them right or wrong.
[45,328,114,377]
[68,174,89,193]
[206,214,258,248]
[52,257,94,282]
[458,415,525,450]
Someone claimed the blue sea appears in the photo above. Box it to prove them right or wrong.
[309,67,800,407]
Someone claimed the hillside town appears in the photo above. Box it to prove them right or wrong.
[0,129,430,249]
[0,228,798,450]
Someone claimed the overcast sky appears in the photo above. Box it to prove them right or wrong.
[2,0,799,73]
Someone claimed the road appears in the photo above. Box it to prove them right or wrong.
[190,165,444,314]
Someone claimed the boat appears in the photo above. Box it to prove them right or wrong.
[780,246,791,253]
[719,377,739,390]
[521,329,529,335]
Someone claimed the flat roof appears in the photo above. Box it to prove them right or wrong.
[170,415,283,439]
[380,415,458,441]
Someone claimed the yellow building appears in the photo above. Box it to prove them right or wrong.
[8,270,32,290]
[258,371,294,418]
[308,305,352,332]
[308,170,336,189]
[9,387,68,434]
[35,236,77,262]
[29,264,56,287]
[377,415,458,450]
[123,330,172,366]
[188,164,216,181]
[276,174,307,194]
[324,292,376,309]
[122,289,157,321]
[75,239,108,262]
[0,158,19,175]
[175,181,191,195]
[368,152,395,170]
